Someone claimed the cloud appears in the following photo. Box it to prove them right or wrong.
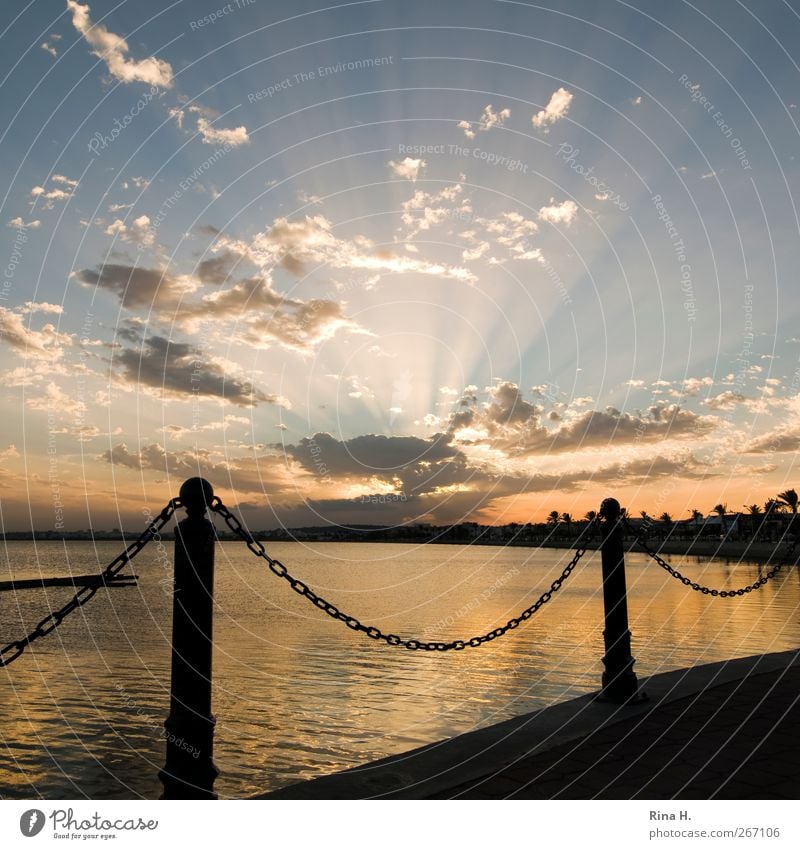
[400,183,472,239]
[114,332,285,407]
[445,381,716,456]
[29,175,79,209]
[99,441,300,497]
[532,87,573,129]
[744,426,800,454]
[52,174,79,188]
[20,302,63,315]
[538,199,578,226]
[7,217,40,229]
[468,211,542,261]
[67,0,173,87]
[105,214,153,246]
[703,391,746,411]
[389,157,425,181]
[458,104,511,138]
[41,41,58,58]
[196,117,250,147]
[195,251,239,284]
[215,213,476,283]
[0,307,71,359]
[74,263,197,310]
[75,255,360,353]
[25,381,86,416]
[457,120,476,140]
[179,275,360,352]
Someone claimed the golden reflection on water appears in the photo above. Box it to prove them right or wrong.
[1,541,798,798]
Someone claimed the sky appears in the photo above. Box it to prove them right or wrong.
[1,0,799,531]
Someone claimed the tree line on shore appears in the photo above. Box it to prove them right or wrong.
[542,488,798,543]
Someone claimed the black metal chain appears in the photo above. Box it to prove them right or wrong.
[211,497,591,650]
[622,517,799,597]
[0,499,179,668]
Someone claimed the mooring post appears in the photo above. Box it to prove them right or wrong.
[159,477,219,799]
[598,498,645,703]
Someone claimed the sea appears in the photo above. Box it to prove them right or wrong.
[1,540,798,798]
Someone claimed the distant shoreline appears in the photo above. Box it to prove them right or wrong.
[2,533,796,565]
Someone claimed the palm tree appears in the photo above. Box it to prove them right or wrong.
[777,488,798,536]
[745,503,762,539]
[764,498,780,542]
[659,512,674,538]
[584,509,597,522]
[713,502,728,537]
[777,488,798,514]
[547,510,560,526]
[560,512,573,536]
[687,508,703,540]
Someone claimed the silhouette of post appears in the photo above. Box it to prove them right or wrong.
[159,477,219,799]
[598,498,644,703]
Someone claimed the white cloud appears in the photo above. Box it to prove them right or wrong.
[67,0,174,87]
[532,87,573,129]
[0,307,71,359]
[25,381,86,416]
[41,41,58,58]
[215,213,476,284]
[457,120,475,140]
[196,117,250,147]
[105,214,153,246]
[458,104,511,138]
[52,174,79,188]
[389,157,425,181]
[29,174,79,210]
[7,217,40,229]
[538,199,578,226]
[20,302,63,315]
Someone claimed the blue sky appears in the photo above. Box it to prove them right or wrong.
[1,0,799,530]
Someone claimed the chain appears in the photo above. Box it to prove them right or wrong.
[622,516,799,597]
[211,497,591,650]
[0,499,179,668]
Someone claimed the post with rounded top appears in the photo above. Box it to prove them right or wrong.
[159,478,219,799]
[597,498,645,704]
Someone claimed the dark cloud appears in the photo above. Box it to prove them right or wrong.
[195,250,239,284]
[280,431,460,477]
[99,442,296,496]
[535,405,714,454]
[114,332,281,406]
[74,264,194,310]
[446,381,716,455]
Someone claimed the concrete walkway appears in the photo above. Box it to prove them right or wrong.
[260,649,800,800]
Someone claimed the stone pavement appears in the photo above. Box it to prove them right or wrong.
[260,650,800,800]
[433,665,800,799]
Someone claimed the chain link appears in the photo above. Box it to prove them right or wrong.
[622,516,799,597]
[0,499,179,668]
[211,496,591,650]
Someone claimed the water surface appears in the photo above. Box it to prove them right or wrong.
[1,540,798,798]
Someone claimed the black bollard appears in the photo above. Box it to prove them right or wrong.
[158,477,219,799]
[597,498,646,704]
